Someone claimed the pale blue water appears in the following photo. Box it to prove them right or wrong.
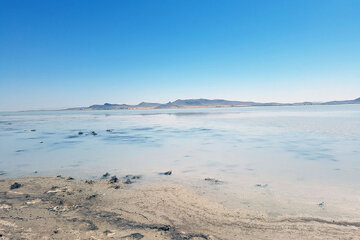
[1,104,360,218]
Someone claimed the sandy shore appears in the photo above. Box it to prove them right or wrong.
[1,176,360,240]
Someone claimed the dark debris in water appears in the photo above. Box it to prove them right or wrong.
[66,135,79,139]
[255,184,268,188]
[102,172,110,178]
[122,174,142,185]
[124,179,133,184]
[132,127,154,131]
[159,171,172,176]
[125,175,141,180]
[204,178,223,184]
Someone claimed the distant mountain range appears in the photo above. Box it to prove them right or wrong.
[66,97,360,111]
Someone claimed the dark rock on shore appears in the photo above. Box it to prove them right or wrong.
[85,180,94,184]
[109,176,119,184]
[86,194,98,200]
[121,233,144,239]
[10,182,22,190]
[67,177,75,180]
[149,225,171,231]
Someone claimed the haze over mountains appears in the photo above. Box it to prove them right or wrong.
[67,97,360,111]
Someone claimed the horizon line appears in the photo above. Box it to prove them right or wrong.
[1,96,359,113]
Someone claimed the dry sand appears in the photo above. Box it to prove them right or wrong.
[1,176,360,240]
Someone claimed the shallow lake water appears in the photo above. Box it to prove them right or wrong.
[1,105,360,219]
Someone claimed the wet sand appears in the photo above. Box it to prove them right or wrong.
[1,176,360,239]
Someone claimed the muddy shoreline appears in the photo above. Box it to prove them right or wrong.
[1,176,360,240]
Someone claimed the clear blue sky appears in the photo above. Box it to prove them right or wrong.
[0,0,359,111]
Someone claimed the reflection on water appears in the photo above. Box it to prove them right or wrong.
[1,104,360,218]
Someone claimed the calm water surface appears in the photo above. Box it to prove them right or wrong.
[1,105,360,218]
